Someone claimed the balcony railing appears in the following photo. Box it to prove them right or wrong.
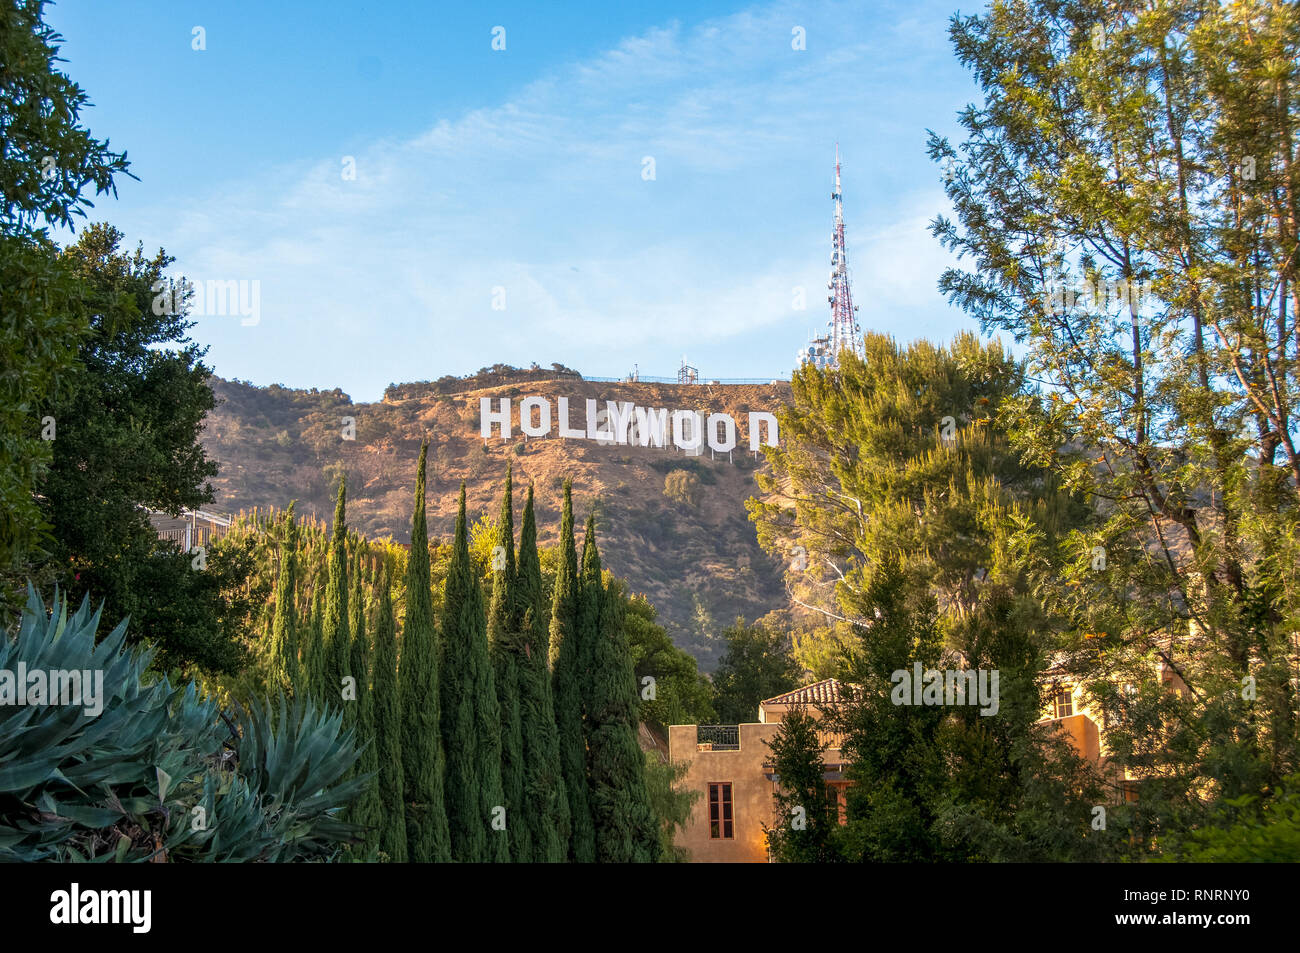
[696,725,740,750]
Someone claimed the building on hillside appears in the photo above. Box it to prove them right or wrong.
[668,678,852,863]
[1040,651,1193,805]
[670,667,1156,862]
[149,508,232,551]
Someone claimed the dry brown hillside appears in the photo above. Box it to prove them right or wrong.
[201,373,794,669]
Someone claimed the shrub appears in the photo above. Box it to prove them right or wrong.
[663,470,701,507]
[0,587,368,862]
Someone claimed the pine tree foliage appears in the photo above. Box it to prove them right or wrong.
[399,442,452,862]
[765,707,839,863]
[268,502,299,696]
[821,562,1112,861]
[517,483,570,862]
[583,544,660,863]
[371,560,408,862]
[347,552,382,851]
[305,587,325,704]
[928,0,1300,849]
[549,480,596,862]
[440,484,510,862]
[487,466,530,861]
[322,477,351,713]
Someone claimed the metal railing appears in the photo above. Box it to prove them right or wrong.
[149,508,233,550]
[697,725,740,750]
[584,376,789,386]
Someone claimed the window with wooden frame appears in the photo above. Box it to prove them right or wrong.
[708,782,734,839]
[1052,685,1074,719]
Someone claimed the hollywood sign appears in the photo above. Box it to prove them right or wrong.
[479,396,779,452]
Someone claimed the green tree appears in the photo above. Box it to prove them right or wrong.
[486,466,529,861]
[765,708,839,863]
[0,0,127,590]
[304,586,324,704]
[371,560,408,862]
[1158,773,1300,862]
[827,561,1111,862]
[711,619,801,724]
[931,0,1300,844]
[0,0,131,238]
[322,478,350,711]
[517,483,570,862]
[642,754,701,862]
[747,332,1072,629]
[399,442,451,862]
[663,469,701,506]
[583,553,660,863]
[625,592,716,733]
[33,225,239,672]
[549,480,596,861]
[440,484,509,862]
[268,502,300,695]
[347,552,381,851]
[0,235,82,607]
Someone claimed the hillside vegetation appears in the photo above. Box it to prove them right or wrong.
[201,372,793,667]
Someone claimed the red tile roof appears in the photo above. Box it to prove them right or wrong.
[761,678,852,708]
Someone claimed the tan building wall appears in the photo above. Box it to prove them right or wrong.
[670,683,851,863]
[1041,660,1185,774]
[669,723,780,863]
[672,671,1152,862]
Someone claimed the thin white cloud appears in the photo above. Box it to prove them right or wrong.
[121,0,974,397]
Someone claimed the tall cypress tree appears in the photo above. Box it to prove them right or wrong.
[371,559,408,862]
[577,513,601,715]
[323,476,351,711]
[518,483,570,862]
[487,466,530,862]
[441,484,510,862]
[268,502,299,696]
[585,560,660,863]
[348,553,382,849]
[550,481,596,862]
[304,586,325,703]
[400,442,452,862]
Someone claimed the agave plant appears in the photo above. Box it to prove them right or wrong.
[0,586,367,862]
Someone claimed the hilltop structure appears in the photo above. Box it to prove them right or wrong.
[668,674,1123,862]
[798,146,863,371]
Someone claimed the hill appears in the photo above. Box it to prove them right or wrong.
[200,371,795,668]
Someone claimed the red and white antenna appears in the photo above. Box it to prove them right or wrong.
[827,143,862,363]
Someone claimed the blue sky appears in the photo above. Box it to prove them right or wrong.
[48,0,986,402]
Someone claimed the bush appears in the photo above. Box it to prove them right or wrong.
[1158,776,1300,862]
[0,587,368,862]
[649,458,717,485]
[663,470,701,506]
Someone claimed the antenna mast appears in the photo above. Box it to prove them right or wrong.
[827,143,862,362]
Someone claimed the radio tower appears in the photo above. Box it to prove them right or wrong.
[828,144,861,361]
[796,145,863,371]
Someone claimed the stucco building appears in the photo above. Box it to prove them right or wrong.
[668,678,850,863]
[670,670,1134,862]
